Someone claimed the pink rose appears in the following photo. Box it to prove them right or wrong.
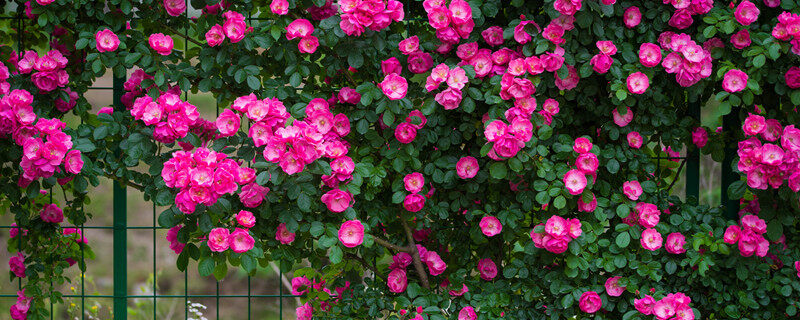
[387,269,408,293]
[734,0,760,26]
[563,169,587,195]
[568,218,583,239]
[64,149,83,174]
[456,156,479,179]
[207,228,230,252]
[731,29,751,49]
[579,291,602,313]
[95,29,120,53]
[613,106,634,127]
[573,137,593,154]
[404,172,425,193]
[40,204,63,223]
[458,306,477,320]
[205,24,225,47]
[148,33,174,55]
[692,127,708,148]
[424,251,447,275]
[479,216,502,237]
[163,0,186,16]
[9,253,25,278]
[623,180,643,200]
[605,276,625,297]
[665,232,687,254]
[296,303,313,320]
[407,51,433,74]
[482,26,504,46]
[380,74,408,100]
[477,258,497,281]
[403,193,426,212]
[321,189,353,213]
[228,228,255,253]
[239,182,269,208]
[275,223,296,245]
[270,0,289,15]
[638,43,662,67]
[742,113,765,135]
[590,54,613,74]
[398,36,420,54]
[381,57,402,75]
[338,220,365,248]
[578,194,597,212]
[576,153,599,174]
[785,67,800,89]
[624,6,641,28]
[634,295,656,315]
[627,72,649,94]
[223,12,247,43]
[298,36,319,53]
[722,69,748,92]
[545,215,568,238]
[640,228,663,251]
[435,87,463,110]
[627,131,643,149]
[636,202,660,228]
[286,19,314,40]
[236,210,256,228]
[395,122,417,143]
[215,109,241,137]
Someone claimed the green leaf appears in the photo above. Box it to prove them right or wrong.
[489,162,507,179]
[310,222,325,237]
[247,75,261,90]
[198,258,214,277]
[241,254,256,273]
[606,159,620,174]
[213,261,228,280]
[93,126,109,140]
[553,196,566,209]
[616,204,630,218]
[297,193,312,212]
[752,54,766,68]
[616,232,630,248]
[76,38,90,50]
[348,53,364,69]
[124,52,142,65]
[329,246,343,264]
[665,261,677,274]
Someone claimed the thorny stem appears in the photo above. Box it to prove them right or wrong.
[370,219,431,289]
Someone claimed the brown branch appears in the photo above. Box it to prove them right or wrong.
[343,70,358,87]
[373,236,410,253]
[158,23,204,47]
[401,218,430,289]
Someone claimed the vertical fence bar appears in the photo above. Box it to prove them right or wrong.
[112,75,128,320]
[721,110,740,221]
[686,100,700,200]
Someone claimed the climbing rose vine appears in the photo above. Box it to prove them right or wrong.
[3,0,800,319]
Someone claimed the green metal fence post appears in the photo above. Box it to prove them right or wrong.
[112,75,128,320]
[686,100,700,200]
[721,110,740,221]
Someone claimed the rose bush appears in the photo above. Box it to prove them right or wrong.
[3,0,800,319]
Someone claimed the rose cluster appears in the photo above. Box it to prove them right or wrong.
[402,172,428,212]
[737,113,800,191]
[482,98,558,160]
[773,11,800,55]
[291,276,351,316]
[395,36,434,74]
[205,11,252,47]
[16,50,69,92]
[563,137,598,196]
[590,41,618,74]
[207,227,255,253]
[423,0,473,50]
[427,64,467,110]
[658,32,712,87]
[634,292,695,320]
[417,244,448,276]
[663,0,713,30]
[286,19,319,54]
[0,90,84,186]
[723,214,770,257]
[387,252,411,293]
[530,215,582,254]
[131,92,207,144]
[338,0,404,36]
[161,146,265,214]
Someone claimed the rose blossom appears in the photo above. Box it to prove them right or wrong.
[563,169,588,195]
[641,227,663,251]
[605,276,625,297]
[723,69,748,93]
[338,220,364,248]
[64,150,84,174]
[734,0,760,26]
[236,210,256,228]
[479,216,502,237]
[624,6,641,28]
[215,109,241,137]
[228,228,255,253]
[573,137,593,154]
[206,24,225,47]
[380,74,408,100]
[665,232,687,254]
[404,172,425,193]
[458,306,477,320]
[742,113,765,135]
[207,228,230,252]
[403,193,426,212]
[639,43,662,67]
[731,29,751,49]
[40,204,63,223]
[623,180,643,200]
[270,0,289,15]
[163,0,186,16]
[627,131,643,149]
[785,67,800,89]
[387,269,408,293]
[635,295,656,315]
[456,156,479,179]
[275,223,296,245]
[321,189,353,213]
[95,29,120,52]
[477,258,498,281]
[613,106,634,127]
[394,122,417,144]
[148,33,174,55]
[579,291,602,313]
[627,72,649,94]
